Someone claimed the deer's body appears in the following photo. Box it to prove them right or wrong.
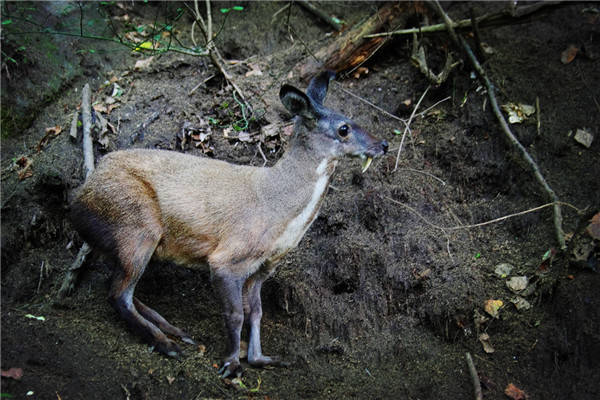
[75,147,336,276]
[70,72,387,377]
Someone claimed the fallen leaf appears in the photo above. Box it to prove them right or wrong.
[245,64,263,77]
[506,276,529,293]
[24,313,46,321]
[501,103,535,124]
[586,212,600,240]
[37,125,63,152]
[505,383,529,400]
[166,375,175,385]
[134,56,154,71]
[574,128,594,148]
[1,367,24,380]
[197,344,206,355]
[93,103,108,114]
[484,299,503,318]
[560,44,579,64]
[16,156,33,180]
[511,296,532,311]
[479,333,495,353]
[494,263,514,278]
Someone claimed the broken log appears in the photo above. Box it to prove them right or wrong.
[295,2,412,80]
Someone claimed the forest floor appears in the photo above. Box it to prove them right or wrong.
[1,2,599,399]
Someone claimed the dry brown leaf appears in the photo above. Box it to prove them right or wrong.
[1,367,24,380]
[587,212,600,240]
[93,103,108,114]
[134,56,155,71]
[166,375,175,385]
[37,125,63,152]
[16,156,33,180]
[505,383,529,399]
[560,44,579,64]
[479,332,495,353]
[484,299,503,318]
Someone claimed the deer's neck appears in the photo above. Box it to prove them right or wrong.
[260,139,337,255]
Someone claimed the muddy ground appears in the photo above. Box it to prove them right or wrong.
[1,2,599,399]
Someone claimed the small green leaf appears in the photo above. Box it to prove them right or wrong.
[1,19,12,25]
[1,393,14,398]
[89,49,96,53]
[393,129,402,135]
[17,46,26,51]
[332,17,342,24]
[153,34,161,41]
[165,25,172,31]
[232,6,244,11]
[474,252,481,259]
[220,8,230,14]
[24,314,46,321]
[6,57,17,64]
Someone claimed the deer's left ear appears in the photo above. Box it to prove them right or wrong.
[306,70,335,105]
[280,84,318,119]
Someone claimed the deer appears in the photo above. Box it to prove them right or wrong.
[70,71,388,378]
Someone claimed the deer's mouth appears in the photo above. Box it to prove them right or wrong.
[359,141,388,173]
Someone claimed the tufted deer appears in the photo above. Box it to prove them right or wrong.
[70,71,387,378]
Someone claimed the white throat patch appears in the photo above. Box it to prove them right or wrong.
[272,159,333,255]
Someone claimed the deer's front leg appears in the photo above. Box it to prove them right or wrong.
[244,272,289,368]
[212,272,245,378]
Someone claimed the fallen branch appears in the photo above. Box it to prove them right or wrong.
[58,83,95,298]
[297,0,342,32]
[410,32,461,85]
[365,1,564,38]
[433,1,567,250]
[294,2,409,80]
[465,352,483,400]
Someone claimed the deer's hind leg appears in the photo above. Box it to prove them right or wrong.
[108,225,184,358]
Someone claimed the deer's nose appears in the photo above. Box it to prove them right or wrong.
[381,140,389,154]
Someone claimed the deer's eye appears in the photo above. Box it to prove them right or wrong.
[338,124,350,138]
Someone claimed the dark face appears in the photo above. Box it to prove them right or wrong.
[281,72,388,172]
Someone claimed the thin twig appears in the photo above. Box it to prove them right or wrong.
[465,352,483,400]
[397,168,446,186]
[385,197,581,232]
[257,142,267,167]
[81,84,94,178]
[37,260,45,294]
[416,96,451,118]
[297,0,342,31]
[433,0,566,250]
[333,83,408,126]
[394,85,430,171]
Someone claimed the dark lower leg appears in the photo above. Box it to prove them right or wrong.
[109,287,182,357]
[212,273,245,378]
[133,297,196,345]
[109,233,182,357]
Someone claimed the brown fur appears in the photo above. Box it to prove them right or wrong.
[70,72,387,371]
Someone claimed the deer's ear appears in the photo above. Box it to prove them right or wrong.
[306,70,335,105]
[280,84,317,119]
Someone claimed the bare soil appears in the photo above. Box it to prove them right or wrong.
[1,2,599,399]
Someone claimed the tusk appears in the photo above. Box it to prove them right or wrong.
[361,157,373,173]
